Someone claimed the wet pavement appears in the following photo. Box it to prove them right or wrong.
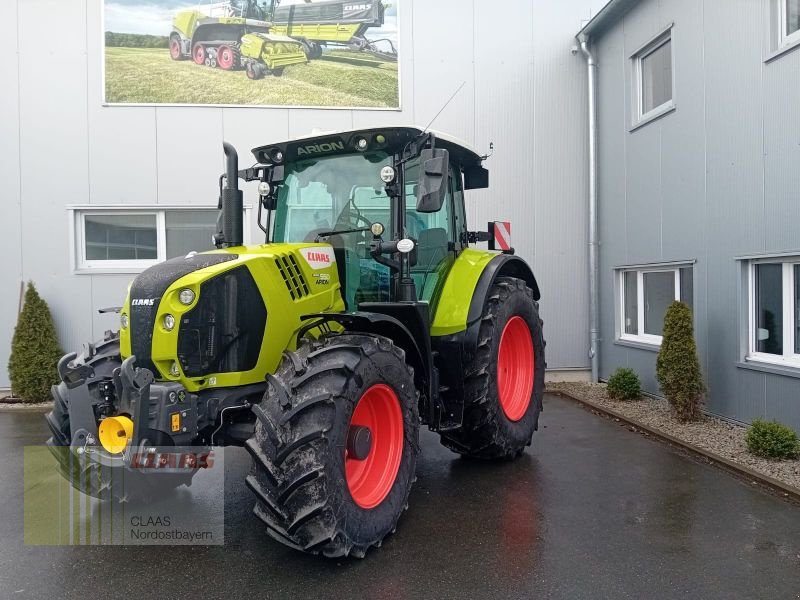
[2,394,800,599]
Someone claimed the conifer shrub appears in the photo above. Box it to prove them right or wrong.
[8,282,63,403]
[656,301,705,422]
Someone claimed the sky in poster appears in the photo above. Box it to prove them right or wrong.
[104,0,399,47]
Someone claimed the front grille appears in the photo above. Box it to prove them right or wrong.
[275,254,309,300]
[177,265,267,378]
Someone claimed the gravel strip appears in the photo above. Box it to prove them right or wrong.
[547,381,800,493]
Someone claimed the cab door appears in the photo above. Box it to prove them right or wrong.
[404,162,465,307]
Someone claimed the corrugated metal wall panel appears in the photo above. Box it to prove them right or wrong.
[596,24,628,379]
[0,0,22,387]
[761,49,800,254]
[529,0,592,369]
[17,0,93,358]
[156,107,224,204]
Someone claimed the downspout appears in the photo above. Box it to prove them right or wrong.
[579,35,600,383]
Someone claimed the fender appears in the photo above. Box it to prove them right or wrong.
[301,304,438,424]
[431,251,540,430]
[431,249,540,338]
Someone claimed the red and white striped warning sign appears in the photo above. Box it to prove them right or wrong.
[493,221,511,251]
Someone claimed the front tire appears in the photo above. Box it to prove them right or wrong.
[439,277,545,459]
[245,334,419,558]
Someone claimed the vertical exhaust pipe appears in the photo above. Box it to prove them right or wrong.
[220,142,244,248]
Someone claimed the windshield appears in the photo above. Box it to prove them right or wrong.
[271,151,455,308]
[273,152,391,244]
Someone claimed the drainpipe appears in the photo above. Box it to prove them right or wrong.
[579,35,600,383]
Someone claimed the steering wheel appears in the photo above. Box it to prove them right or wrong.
[332,205,373,257]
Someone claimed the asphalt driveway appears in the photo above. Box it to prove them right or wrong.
[2,394,799,599]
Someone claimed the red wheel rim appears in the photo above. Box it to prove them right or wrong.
[497,316,534,422]
[345,384,404,509]
[217,45,234,70]
[169,39,181,59]
[192,45,205,65]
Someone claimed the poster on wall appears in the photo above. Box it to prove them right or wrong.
[103,0,400,109]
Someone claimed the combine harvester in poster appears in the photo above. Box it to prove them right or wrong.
[103,0,400,108]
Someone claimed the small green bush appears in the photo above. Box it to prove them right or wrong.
[656,301,705,422]
[607,368,642,400]
[746,419,800,460]
[8,282,63,403]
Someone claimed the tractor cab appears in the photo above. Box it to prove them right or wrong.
[249,127,489,310]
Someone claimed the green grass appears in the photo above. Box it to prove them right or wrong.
[105,47,399,108]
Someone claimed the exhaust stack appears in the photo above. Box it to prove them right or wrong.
[218,142,244,248]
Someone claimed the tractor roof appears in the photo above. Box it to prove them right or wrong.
[251,126,484,168]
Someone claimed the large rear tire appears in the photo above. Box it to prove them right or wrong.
[439,277,545,459]
[169,35,185,60]
[245,333,419,558]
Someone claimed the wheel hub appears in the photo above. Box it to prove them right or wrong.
[346,425,373,461]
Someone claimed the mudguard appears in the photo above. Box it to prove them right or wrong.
[430,250,540,430]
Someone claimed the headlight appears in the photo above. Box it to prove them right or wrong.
[258,181,271,197]
[380,166,396,183]
[355,137,368,151]
[163,314,176,331]
[178,289,195,305]
[371,222,385,237]
[170,361,180,376]
[120,313,129,329]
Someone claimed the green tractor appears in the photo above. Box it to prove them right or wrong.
[169,0,307,79]
[46,127,546,558]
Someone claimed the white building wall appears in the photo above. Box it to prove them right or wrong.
[0,0,608,387]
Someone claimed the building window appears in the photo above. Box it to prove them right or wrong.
[632,28,674,126]
[618,265,693,345]
[748,259,800,366]
[71,207,228,272]
[782,0,800,44]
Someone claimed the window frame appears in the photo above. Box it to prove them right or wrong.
[68,205,250,274]
[746,258,800,368]
[630,26,675,130]
[619,267,681,345]
[780,0,800,47]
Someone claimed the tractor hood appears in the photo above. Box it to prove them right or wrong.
[119,244,344,392]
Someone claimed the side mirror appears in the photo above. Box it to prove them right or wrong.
[416,148,450,213]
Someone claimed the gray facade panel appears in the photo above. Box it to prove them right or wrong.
[594,0,800,430]
[0,0,22,388]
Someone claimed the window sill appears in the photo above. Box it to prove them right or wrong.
[614,338,661,352]
[630,103,675,132]
[737,359,800,380]
[764,37,800,64]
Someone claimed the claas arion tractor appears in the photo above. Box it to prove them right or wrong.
[169,0,307,79]
[46,127,546,558]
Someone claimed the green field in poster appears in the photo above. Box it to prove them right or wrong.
[105,47,398,107]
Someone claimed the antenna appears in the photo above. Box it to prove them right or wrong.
[423,81,466,133]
